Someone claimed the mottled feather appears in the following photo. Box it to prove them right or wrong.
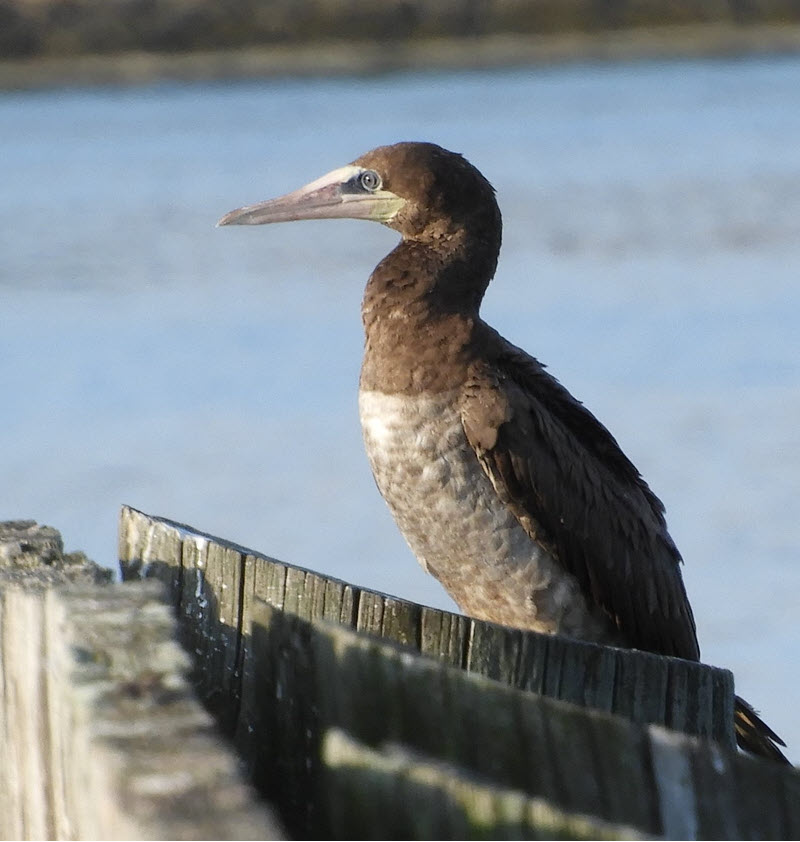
[462,325,700,660]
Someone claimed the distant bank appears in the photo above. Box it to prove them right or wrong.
[3,0,800,89]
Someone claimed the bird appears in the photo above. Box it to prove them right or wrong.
[218,141,788,764]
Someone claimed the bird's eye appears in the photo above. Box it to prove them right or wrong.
[359,170,381,191]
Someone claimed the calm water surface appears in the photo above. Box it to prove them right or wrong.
[1,57,799,760]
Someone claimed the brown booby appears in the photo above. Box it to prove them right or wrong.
[219,141,788,763]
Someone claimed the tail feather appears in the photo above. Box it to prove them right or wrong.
[734,695,790,765]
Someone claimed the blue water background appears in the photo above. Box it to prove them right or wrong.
[1,56,799,760]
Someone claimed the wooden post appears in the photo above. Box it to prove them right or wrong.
[0,520,281,841]
[246,598,658,836]
[251,593,800,839]
[119,504,735,745]
[321,727,650,840]
[119,505,800,839]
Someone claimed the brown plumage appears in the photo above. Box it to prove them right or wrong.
[219,141,788,764]
[461,333,699,660]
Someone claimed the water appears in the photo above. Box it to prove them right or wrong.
[2,56,799,761]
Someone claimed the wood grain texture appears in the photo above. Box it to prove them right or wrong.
[322,728,650,840]
[118,504,735,744]
[0,519,281,840]
[118,506,800,840]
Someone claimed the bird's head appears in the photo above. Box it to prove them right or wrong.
[217,141,501,248]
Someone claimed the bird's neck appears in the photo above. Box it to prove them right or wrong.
[359,232,498,394]
[362,224,498,325]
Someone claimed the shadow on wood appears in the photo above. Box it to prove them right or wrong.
[246,598,656,837]
[118,504,800,839]
[118,504,735,743]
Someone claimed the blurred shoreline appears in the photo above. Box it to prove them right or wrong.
[3,22,800,91]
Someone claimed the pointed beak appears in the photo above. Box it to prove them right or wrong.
[217,165,405,228]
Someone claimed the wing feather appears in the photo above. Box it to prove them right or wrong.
[461,330,699,660]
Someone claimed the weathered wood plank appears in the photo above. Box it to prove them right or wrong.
[588,710,655,830]
[688,742,739,840]
[246,599,662,836]
[1,588,49,840]
[247,594,318,835]
[117,508,800,840]
[253,599,800,840]
[648,726,698,840]
[1,520,281,841]
[54,582,280,840]
[731,749,789,839]
[118,505,737,748]
[467,619,522,682]
[321,727,651,840]
[420,605,469,667]
[782,766,800,839]
[380,596,421,648]
[613,644,669,727]
[201,542,245,733]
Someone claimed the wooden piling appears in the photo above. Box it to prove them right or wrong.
[0,519,281,841]
[119,505,735,744]
[119,504,800,839]
[321,727,651,840]
[5,510,797,839]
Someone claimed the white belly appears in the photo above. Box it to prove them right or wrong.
[358,389,615,639]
